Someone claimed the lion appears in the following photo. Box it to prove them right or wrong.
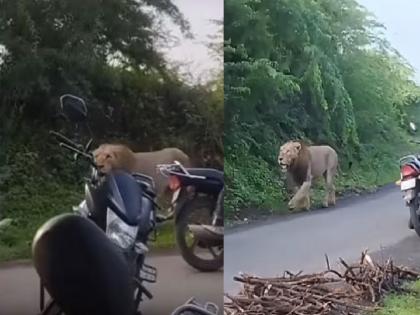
[93,144,191,200]
[278,140,338,210]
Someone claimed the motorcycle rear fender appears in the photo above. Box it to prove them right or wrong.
[173,188,193,224]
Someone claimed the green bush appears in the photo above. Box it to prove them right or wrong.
[0,182,81,261]
[0,148,82,261]
[225,144,286,217]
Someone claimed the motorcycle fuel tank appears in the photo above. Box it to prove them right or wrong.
[85,175,108,230]
[106,170,144,226]
[32,213,134,315]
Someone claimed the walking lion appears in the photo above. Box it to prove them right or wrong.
[278,141,338,210]
[93,144,191,199]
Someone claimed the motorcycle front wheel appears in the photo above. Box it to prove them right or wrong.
[175,196,223,272]
[409,199,420,237]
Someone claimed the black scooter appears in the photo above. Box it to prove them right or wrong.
[33,95,160,315]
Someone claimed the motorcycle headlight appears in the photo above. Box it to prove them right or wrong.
[106,208,138,249]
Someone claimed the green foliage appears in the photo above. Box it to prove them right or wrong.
[375,281,420,315]
[225,143,285,215]
[0,0,223,164]
[0,148,82,261]
[225,0,420,216]
[0,1,223,259]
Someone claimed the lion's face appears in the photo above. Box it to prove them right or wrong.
[278,141,301,172]
[93,145,118,174]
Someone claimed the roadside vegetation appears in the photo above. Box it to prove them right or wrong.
[374,281,420,315]
[0,1,223,261]
[224,0,420,220]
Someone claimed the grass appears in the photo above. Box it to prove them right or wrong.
[0,181,82,261]
[374,281,420,315]
[152,220,177,249]
[0,180,176,262]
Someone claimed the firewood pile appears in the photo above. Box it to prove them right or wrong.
[224,251,420,315]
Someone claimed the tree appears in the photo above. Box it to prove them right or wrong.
[0,0,190,134]
[224,0,420,214]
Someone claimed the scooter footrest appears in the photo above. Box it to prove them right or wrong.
[204,302,219,314]
[134,277,153,300]
[140,264,157,283]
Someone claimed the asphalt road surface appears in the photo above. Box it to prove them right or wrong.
[225,185,420,294]
[0,251,222,315]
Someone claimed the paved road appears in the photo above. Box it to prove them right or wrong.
[225,186,420,293]
[0,251,222,315]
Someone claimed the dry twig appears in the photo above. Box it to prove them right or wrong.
[224,252,420,315]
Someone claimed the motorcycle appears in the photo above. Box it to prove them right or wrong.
[397,121,420,237]
[157,162,224,272]
[398,154,420,235]
[33,94,161,315]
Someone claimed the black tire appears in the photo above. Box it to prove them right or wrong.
[409,218,414,229]
[409,199,420,237]
[175,196,223,272]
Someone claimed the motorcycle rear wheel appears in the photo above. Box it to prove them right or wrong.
[409,218,414,229]
[409,199,420,237]
[176,196,223,272]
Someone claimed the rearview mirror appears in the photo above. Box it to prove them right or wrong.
[60,94,87,123]
[410,122,417,133]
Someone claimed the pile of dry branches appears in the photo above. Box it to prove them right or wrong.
[225,251,420,315]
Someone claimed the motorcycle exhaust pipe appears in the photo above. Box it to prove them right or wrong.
[188,224,223,247]
[32,213,134,315]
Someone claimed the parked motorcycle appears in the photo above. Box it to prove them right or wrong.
[33,94,160,315]
[157,162,224,272]
[397,122,420,237]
